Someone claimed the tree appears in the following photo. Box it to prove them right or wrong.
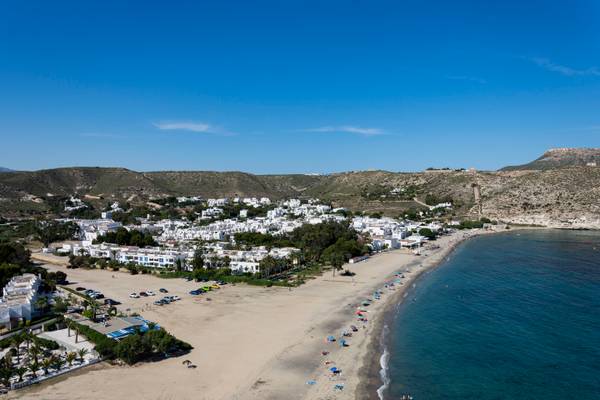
[51,356,65,372]
[258,256,278,278]
[14,366,27,382]
[22,331,34,351]
[41,357,53,375]
[89,301,100,322]
[330,252,345,277]
[28,345,41,365]
[77,348,88,363]
[65,352,77,367]
[35,296,50,315]
[0,242,31,268]
[11,335,23,364]
[52,297,69,314]
[35,221,80,247]
[418,228,436,240]
[28,360,39,378]
[174,258,183,272]
[191,249,204,270]
[0,367,13,387]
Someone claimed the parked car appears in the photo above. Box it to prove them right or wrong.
[139,291,148,297]
[159,288,168,293]
[129,293,140,298]
[172,295,181,301]
[153,300,164,306]
[76,287,86,291]
[189,289,201,295]
[146,291,156,296]
[104,298,119,306]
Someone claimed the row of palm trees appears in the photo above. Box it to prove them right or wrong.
[0,331,89,389]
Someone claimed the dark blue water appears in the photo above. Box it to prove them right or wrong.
[383,230,600,400]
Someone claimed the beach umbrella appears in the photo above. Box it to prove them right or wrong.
[182,360,192,365]
[327,335,336,342]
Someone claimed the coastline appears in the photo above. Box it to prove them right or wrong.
[12,229,504,400]
[353,229,494,400]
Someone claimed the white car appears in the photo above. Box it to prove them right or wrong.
[146,291,156,296]
[172,295,181,301]
[129,292,140,298]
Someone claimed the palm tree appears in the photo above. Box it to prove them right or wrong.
[65,352,77,367]
[10,335,23,364]
[51,357,65,372]
[89,301,100,322]
[77,348,88,363]
[22,331,34,351]
[66,319,72,338]
[0,367,13,388]
[41,357,53,375]
[34,296,49,315]
[14,367,27,382]
[27,360,39,378]
[28,345,41,366]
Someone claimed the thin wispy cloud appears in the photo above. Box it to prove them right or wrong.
[153,121,234,135]
[530,57,600,77]
[304,126,385,136]
[80,132,127,139]
[447,75,487,84]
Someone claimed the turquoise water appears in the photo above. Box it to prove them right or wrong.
[382,230,600,400]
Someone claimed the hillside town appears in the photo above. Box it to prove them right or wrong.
[47,196,442,275]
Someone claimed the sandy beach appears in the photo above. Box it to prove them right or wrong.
[12,230,483,400]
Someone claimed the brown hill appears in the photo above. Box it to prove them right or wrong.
[501,148,600,171]
[1,163,599,228]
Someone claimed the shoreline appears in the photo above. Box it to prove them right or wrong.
[12,228,513,400]
[354,229,494,400]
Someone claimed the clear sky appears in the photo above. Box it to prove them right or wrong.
[1,0,599,173]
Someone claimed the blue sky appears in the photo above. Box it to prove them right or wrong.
[1,0,599,173]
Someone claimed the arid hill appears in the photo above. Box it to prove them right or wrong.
[501,148,600,171]
[1,149,599,228]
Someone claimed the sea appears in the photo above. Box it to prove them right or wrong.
[378,229,600,400]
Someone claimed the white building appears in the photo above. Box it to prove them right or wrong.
[64,196,87,212]
[69,243,190,270]
[0,274,42,330]
[74,218,122,242]
[201,207,224,219]
[116,247,189,269]
[207,198,229,207]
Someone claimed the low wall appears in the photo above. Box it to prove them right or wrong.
[10,358,101,390]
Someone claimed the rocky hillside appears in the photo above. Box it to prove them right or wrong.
[501,148,600,171]
[1,149,599,228]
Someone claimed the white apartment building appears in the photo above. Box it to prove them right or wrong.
[0,274,42,330]
[116,247,189,269]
